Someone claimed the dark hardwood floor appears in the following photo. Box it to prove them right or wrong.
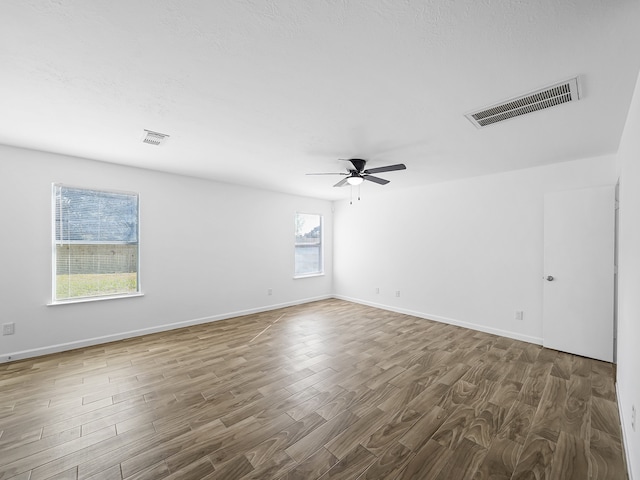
[0,299,627,479]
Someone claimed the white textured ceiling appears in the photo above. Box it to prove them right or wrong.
[1,0,640,200]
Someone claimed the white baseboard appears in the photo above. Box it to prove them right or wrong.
[333,295,543,346]
[0,295,332,363]
[1,294,544,362]
[616,382,634,480]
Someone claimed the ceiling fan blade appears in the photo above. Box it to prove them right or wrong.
[333,177,349,187]
[364,175,390,185]
[306,172,348,176]
[363,163,406,174]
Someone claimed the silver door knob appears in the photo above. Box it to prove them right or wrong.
[546,275,554,281]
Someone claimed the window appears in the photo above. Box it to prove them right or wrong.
[53,184,140,302]
[295,212,323,277]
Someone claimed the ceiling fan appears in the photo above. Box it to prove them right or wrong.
[306,158,407,187]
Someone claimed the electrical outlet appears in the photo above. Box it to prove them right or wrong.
[395,290,401,297]
[375,287,380,294]
[633,405,636,432]
[267,288,273,296]
[2,323,15,336]
[515,311,524,321]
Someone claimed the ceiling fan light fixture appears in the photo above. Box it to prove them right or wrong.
[347,176,364,186]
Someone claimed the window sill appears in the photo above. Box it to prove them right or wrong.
[294,273,325,279]
[47,293,144,306]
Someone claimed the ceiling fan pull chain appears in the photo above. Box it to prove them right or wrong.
[350,185,353,205]
[358,184,361,201]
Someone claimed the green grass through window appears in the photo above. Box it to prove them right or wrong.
[56,273,138,300]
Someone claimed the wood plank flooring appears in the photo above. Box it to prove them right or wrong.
[0,299,627,479]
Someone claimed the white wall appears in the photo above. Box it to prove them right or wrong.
[616,69,640,480]
[333,156,617,344]
[0,144,333,361]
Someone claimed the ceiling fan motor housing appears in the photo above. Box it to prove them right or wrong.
[348,158,367,172]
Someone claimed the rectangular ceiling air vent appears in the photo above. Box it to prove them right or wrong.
[142,129,170,146]
[465,77,580,128]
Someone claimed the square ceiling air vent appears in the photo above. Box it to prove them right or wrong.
[142,129,170,146]
[465,77,580,128]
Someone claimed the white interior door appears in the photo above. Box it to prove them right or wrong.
[543,186,615,362]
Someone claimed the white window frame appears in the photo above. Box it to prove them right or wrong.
[50,183,142,305]
[294,212,324,278]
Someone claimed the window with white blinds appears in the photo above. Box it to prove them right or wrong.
[295,212,323,277]
[53,184,140,302]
